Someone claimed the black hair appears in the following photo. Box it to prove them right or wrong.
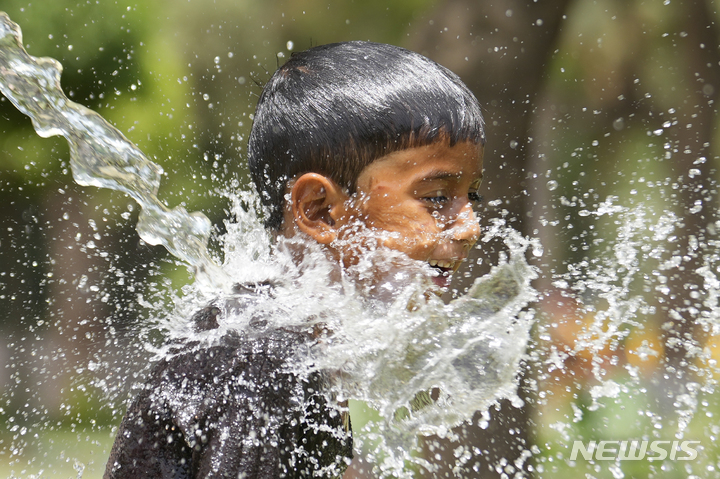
[247,41,484,230]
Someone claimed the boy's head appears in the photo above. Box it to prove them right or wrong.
[247,41,485,287]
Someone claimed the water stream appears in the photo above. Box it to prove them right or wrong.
[0,12,226,288]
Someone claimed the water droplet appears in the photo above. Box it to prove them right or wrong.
[286,41,294,51]
[546,180,558,191]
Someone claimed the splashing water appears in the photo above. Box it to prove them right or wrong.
[0,12,226,288]
[156,193,539,478]
[0,11,538,478]
[320,224,538,475]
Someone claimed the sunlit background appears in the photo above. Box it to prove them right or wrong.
[1,0,720,478]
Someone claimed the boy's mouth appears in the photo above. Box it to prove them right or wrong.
[428,259,459,288]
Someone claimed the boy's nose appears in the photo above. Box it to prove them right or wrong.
[446,202,481,246]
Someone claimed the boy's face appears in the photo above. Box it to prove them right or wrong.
[336,141,483,288]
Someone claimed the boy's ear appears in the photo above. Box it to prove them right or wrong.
[290,173,349,244]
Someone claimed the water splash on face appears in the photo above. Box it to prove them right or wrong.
[323,223,538,476]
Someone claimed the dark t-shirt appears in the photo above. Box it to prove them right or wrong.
[104,291,353,478]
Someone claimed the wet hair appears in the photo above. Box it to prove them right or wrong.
[247,41,485,230]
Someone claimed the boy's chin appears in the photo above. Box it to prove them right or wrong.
[342,248,450,300]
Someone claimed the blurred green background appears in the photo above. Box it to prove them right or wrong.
[1,0,720,478]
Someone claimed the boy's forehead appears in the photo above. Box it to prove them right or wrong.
[362,142,483,180]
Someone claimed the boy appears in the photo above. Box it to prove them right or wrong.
[104,41,484,478]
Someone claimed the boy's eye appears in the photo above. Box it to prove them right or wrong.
[468,180,483,204]
[468,191,483,204]
[422,191,450,205]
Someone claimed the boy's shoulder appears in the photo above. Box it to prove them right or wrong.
[152,289,319,420]
[152,319,314,402]
[107,293,352,478]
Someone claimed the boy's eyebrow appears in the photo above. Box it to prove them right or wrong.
[418,169,485,183]
[418,170,461,182]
